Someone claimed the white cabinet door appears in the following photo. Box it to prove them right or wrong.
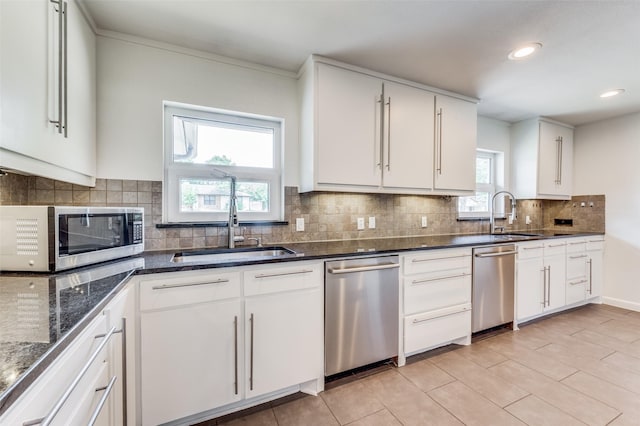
[537,121,573,197]
[545,253,566,311]
[516,256,544,320]
[140,300,242,426]
[382,81,434,189]
[0,0,95,186]
[316,63,382,188]
[434,95,477,191]
[244,288,323,399]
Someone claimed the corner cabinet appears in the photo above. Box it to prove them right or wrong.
[136,262,324,426]
[0,0,96,186]
[298,56,477,195]
[511,118,574,200]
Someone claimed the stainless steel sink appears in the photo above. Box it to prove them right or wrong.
[491,232,542,241]
[171,247,297,263]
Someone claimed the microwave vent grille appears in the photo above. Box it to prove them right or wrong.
[16,219,39,255]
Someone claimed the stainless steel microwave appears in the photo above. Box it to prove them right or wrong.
[0,206,144,272]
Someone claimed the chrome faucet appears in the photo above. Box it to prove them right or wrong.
[490,191,517,234]
[212,169,245,248]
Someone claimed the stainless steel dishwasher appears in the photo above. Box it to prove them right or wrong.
[325,256,400,376]
[472,244,517,333]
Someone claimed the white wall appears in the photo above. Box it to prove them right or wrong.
[574,111,640,310]
[477,116,511,189]
[96,35,299,185]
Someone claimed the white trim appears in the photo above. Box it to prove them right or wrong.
[602,296,640,312]
[96,30,297,79]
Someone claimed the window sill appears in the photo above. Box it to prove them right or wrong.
[156,221,289,229]
[457,216,506,222]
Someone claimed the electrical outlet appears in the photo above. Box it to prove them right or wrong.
[421,216,428,228]
[357,217,365,230]
[296,217,304,232]
[526,215,532,225]
[368,216,376,229]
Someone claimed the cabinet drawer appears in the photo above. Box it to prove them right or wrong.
[544,240,566,257]
[140,272,241,311]
[586,237,604,251]
[566,278,587,305]
[403,249,471,275]
[404,273,471,315]
[244,262,322,296]
[566,238,587,254]
[404,304,471,355]
[517,243,544,260]
[566,254,588,279]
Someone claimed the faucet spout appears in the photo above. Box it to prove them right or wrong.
[212,168,244,248]
[490,190,517,234]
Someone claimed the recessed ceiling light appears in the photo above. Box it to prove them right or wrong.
[508,42,543,60]
[600,89,625,98]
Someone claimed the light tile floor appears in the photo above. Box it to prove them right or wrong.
[202,304,640,425]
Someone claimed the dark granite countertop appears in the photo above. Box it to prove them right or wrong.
[0,257,144,415]
[136,230,604,273]
[0,229,603,415]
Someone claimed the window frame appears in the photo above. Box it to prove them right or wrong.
[457,150,501,219]
[163,103,283,223]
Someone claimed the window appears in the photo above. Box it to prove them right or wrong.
[458,150,502,218]
[164,103,283,223]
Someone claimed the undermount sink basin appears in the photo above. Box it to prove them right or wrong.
[491,233,542,241]
[171,247,297,264]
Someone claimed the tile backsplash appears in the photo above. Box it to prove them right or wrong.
[0,173,605,251]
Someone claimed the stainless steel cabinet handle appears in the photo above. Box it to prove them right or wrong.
[436,107,443,175]
[376,94,383,169]
[587,258,593,295]
[540,267,547,307]
[569,241,586,245]
[36,326,117,426]
[522,246,544,250]
[151,278,229,290]
[569,279,588,286]
[569,254,588,259]
[474,250,518,258]
[386,96,391,171]
[558,136,563,185]
[87,376,117,426]
[547,243,566,248]
[249,313,254,391]
[411,273,470,285]
[412,305,470,323]
[49,0,65,135]
[546,266,551,307]
[233,316,238,395]
[588,239,604,243]
[411,254,470,263]
[254,269,314,279]
[328,263,399,274]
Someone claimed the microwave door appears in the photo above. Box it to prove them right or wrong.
[59,213,126,256]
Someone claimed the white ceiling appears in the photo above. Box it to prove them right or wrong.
[82,0,640,126]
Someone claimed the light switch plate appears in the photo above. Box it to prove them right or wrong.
[296,217,304,232]
[421,216,428,228]
[357,218,365,230]
[368,217,376,229]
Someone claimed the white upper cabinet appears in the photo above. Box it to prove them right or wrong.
[0,0,96,186]
[511,118,574,200]
[433,95,477,191]
[298,57,477,195]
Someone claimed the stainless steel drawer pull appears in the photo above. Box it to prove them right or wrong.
[569,241,586,245]
[412,306,470,324]
[569,279,589,286]
[328,264,399,274]
[547,243,566,248]
[151,278,230,290]
[569,254,588,259]
[233,316,239,395]
[35,325,117,426]
[474,250,517,258]
[411,254,469,263]
[249,313,254,391]
[522,246,544,250]
[254,269,314,279]
[588,239,604,243]
[411,273,469,285]
[88,376,117,426]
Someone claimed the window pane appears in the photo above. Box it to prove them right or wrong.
[179,178,269,214]
[458,192,490,213]
[173,116,274,168]
[476,157,491,184]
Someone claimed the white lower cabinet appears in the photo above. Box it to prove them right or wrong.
[400,248,472,360]
[0,286,131,426]
[516,240,566,321]
[137,262,324,426]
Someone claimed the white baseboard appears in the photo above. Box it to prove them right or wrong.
[602,297,640,312]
